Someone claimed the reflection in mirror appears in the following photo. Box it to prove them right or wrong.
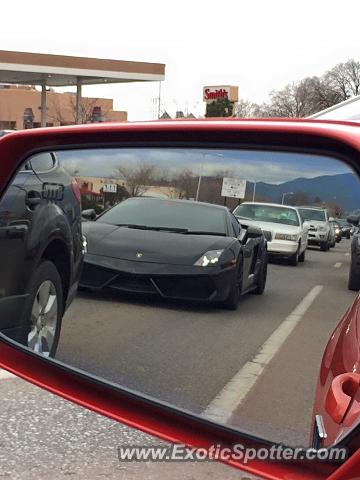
[1,146,360,449]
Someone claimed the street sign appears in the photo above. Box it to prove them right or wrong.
[221,177,247,199]
[103,183,117,193]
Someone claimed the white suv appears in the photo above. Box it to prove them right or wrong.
[297,207,334,251]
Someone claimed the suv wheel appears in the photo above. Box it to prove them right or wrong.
[23,260,63,357]
[320,241,330,251]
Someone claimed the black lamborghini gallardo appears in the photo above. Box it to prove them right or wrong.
[80,198,268,309]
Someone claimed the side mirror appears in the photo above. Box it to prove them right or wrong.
[328,216,335,222]
[81,209,96,221]
[347,214,360,226]
[30,152,56,173]
[4,121,360,478]
[243,225,263,243]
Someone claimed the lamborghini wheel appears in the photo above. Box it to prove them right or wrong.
[223,262,243,310]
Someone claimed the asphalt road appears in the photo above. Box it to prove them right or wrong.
[0,375,256,480]
[0,240,356,478]
[53,239,357,447]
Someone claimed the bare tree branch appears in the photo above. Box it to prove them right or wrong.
[116,163,156,197]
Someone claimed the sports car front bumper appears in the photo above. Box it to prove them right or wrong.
[80,254,238,303]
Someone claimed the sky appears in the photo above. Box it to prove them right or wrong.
[57,148,352,184]
[2,0,360,120]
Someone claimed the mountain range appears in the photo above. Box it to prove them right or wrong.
[246,173,360,213]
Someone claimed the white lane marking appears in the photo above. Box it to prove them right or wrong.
[334,262,342,268]
[0,369,16,380]
[203,285,323,424]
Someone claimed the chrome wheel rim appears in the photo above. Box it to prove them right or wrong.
[28,280,58,357]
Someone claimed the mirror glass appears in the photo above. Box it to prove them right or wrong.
[1,146,360,448]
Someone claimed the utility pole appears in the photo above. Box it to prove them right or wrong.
[282,192,294,205]
[252,182,257,202]
[158,81,162,119]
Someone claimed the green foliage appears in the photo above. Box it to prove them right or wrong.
[205,98,234,117]
[81,196,104,214]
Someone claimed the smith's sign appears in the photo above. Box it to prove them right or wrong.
[204,88,229,101]
[203,85,238,103]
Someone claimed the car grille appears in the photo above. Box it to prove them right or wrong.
[111,275,158,294]
[262,230,272,241]
[81,263,117,288]
[154,276,215,300]
[81,264,215,300]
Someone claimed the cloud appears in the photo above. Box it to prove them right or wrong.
[57,148,352,185]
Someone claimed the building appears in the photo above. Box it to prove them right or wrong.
[76,176,125,194]
[0,85,127,129]
[75,175,180,201]
[0,50,165,127]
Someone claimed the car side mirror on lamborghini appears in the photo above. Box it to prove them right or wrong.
[81,209,96,221]
[2,121,360,479]
[243,225,264,242]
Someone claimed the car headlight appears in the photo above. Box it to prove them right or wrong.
[318,226,327,231]
[274,233,298,241]
[335,228,340,234]
[194,250,224,267]
[82,234,88,254]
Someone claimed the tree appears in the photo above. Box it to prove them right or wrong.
[116,163,156,197]
[310,76,343,111]
[326,60,360,100]
[49,94,110,125]
[265,78,323,118]
[205,98,234,117]
[233,99,257,118]
[238,58,360,119]
[326,202,344,218]
[173,169,197,199]
[287,191,309,205]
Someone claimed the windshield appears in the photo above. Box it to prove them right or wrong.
[234,204,299,226]
[337,219,350,227]
[97,198,228,234]
[298,208,326,222]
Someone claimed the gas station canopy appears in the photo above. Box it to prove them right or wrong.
[0,50,165,125]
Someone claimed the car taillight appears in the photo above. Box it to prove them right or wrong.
[71,178,81,203]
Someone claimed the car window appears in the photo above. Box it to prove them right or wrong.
[234,204,300,226]
[230,212,241,236]
[298,208,327,222]
[98,198,228,234]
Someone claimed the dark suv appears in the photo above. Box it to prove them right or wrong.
[347,214,360,291]
[0,152,83,356]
